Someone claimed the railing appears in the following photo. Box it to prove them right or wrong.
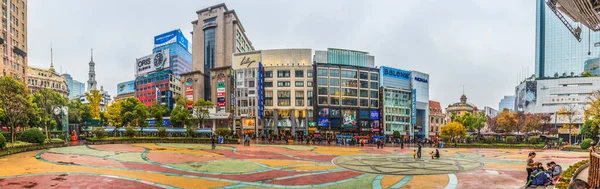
[590,151,600,187]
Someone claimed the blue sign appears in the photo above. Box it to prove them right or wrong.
[382,66,410,80]
[412,89,417,125]
[148,119,170,126]
[370,110,379,120]
[117,80,135,95]
[415,77,428,83]
[154,30,189,51]
[257,62,264,119]
[318,118,329,126]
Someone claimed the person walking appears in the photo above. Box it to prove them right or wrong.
[435,149,440,159]
[417,143,422,158]
[526,152,536,183]
[211,136,216,150]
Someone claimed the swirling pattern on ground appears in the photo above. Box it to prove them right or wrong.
[332,154,484,175]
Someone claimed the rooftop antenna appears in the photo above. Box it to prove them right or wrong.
[50,43,54,69]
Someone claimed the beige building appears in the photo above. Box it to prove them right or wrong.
[0,0,27,82]
[446,94,476,121]
[191,3,254,104]
[428,100,446,138]
[26,63,69,98]
[113,92,134,102]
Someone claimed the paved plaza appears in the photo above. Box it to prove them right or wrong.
[0,143,590,189]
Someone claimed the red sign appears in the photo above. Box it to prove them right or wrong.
[217,102,226,107]
[186,86,193,92]
[217,92,225,97]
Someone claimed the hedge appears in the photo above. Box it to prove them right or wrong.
[2,131,68,142]
[580,138,595,150]
[20,129,45,144]
[0,133,5,149]
[86,137,238,145]
[452,142,545,149]
[0,140,67,157]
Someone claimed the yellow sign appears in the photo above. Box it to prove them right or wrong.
[233,52,261,69]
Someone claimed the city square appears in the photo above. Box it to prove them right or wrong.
[0,143,591,189]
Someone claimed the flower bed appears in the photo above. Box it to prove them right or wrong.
[450,143,545,149]
[85,137,239,145]
[0,140,67,157]
[555,159,590,189]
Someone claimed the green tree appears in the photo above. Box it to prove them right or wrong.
[393,130,401,139]
[99,112,108,126]
[192,98,214,128]
[120,98,149,135]
[85,90,103,119]
[215,128,230,137]
[149,101,168,127]
[68,100,91,124]
[0,77,34,142]
[33,88,67,140]
[582,71,593,77]
[580,120,599,141]
[170,96,191,127]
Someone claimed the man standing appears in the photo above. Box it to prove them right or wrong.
[211,136,216,150]
[417,143,422,158]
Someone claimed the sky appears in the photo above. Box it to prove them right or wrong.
[28,0,535,110]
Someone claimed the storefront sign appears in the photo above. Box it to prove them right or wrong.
[185,78,193,108]
[257,62,264,119]
[360,128,371,131]
[370,110,379,120]
[217,98,226,102]
[217,92,226,97]
[217,102,226,107]
[135,49,170,76]
[342,109,357,127]
[308,121,316,127]
[382,66,410,80]
[415,77,428,83]
[412,89,417,125]
[233,52,261,69]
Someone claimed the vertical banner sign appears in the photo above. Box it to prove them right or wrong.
[185,78,194,108]
[230,69,235,114]
[258,62,264,119]
[217,73,226,113]
[412,89,417,125]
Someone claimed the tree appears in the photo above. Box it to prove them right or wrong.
[99,112,108,126]
[513,111,525,134]
[106,100,123,136]
[454,112,486,139]
[33,88,67,140]
[487,116,498,133]
[521,113,542,134]
[170,96,191,127]
[558,105,582,144]
[393,130,401,139]
[538,113,553,134]
[580,120,599,141]
[582,71,593,77]
[192,98,214,128]
[0,77,34,142]
[214,128,230,137]
[495,109,517,136]
[149,101,168,127]
[68,100,91,124]
[85,90,102,119]
[440,122,467,143]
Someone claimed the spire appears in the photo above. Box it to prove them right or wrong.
[90,48,94,62]
[49,43,55,72]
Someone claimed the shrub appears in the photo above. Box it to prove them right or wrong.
[92,127,108,139]
[0,133,6,149]
[125,126,136,138]
[580,138,594,150]
[527,136,540,144]
[20,128,45,144]
[441,136,450,143]
[484,136,495,144]
[393,131,401,139]
[186,127,195,138]
[506,136,517,144]
[215,128,230,137]
[158,127,167,138]
[466,136,474,143]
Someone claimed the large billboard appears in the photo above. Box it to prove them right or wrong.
[135,49,170,76]
[515,82,526,111]
[525,81,537,107]
[154,29,189,51]
[117,80,135,95]
[380,66,411,90]
[233,51,261,69]
[185,78,193,108]
[342,109,357,127]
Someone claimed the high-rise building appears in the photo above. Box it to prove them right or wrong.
[62,73,85,99]
[0,0,27,82]
[152,29,192,76]
[191,3,254,102]
[535,0,600,78]
[498,95,515,111]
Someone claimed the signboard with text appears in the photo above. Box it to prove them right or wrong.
[135,49,170,76]
[233,52,261,69]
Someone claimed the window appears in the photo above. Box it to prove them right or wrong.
[264,82,273,87]
[318,87,328,95]
[277,70,290,78]
[295,81,304,87]
[331,97,340,105]
[249,90,256,95]
[318,96,328,104]
[371,82,378,89]
[371,73,379,81]
[295,91,304,106]
[265,71,273,78]
[371,100,379,107]
[360,81,368,88]
[277,81,291,87]
[342,98,357,106]
[330,78,340,86]
[307,70,313,77]
[342,88,358,97]
[317,78,328,85]
[249,81,255,87]
[307,81,313,87]
[330,69,340,77]
[295,70,304,77]
[371,91,378,98]
[360,90,369,97]
[341,79,358,87]
[360,99,369,107]
[341,70,357,78]
[360,72,369,80]
[265,91,273,106]
[330,88,340,95]
[317,68,328,76]
[308,91,313,106]
[278,91,291,106]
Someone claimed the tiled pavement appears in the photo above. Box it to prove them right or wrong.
[0,143,589,189]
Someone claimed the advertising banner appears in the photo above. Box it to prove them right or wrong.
[117,80,135,95]
[412,89,417,125]
[381,66,410,80]
[230,68,235,114]
[185,78,193,108]
[318,118,329,127]
[342,109,357,127]
[154,29,189,50]
[525,81,537,107]
[370,110,379,120]
[258,62,264,119]
[217,92,226,97]
[135,49,170,76]
[380,66,411,89]
[233,52,261,69]
[371,120,380,132]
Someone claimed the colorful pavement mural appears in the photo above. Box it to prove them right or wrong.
[0,143,590,189]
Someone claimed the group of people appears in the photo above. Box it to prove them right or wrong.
[525,152,563,187]
[412,143,440,159]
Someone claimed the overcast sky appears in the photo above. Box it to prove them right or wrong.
[28,0,535,110]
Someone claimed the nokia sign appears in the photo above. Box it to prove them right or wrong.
[415,77,428,83]
[382,67,410,81]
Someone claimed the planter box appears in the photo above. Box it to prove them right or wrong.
[0,142,67,157]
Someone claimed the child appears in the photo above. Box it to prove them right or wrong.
[429,151,435,159]
[413,150,416,159]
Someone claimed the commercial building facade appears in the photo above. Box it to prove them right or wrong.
[63,74,85,99]
[0,0,27,82]
[498,95,515,111]
[232,51,261,136]
[428,101,445,139]
[380,66,412,136]
[313,49,380,138]
[411,71,430,138]
[27,65,69,98]
[114,80,135,101]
